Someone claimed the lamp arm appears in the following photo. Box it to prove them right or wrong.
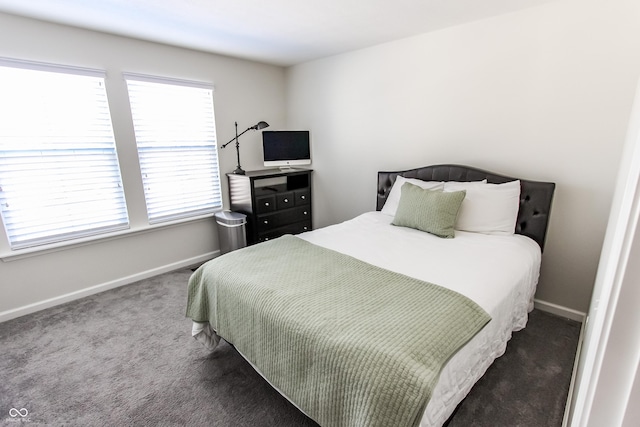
[220,126,254,148]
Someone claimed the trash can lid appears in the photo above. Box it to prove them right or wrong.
[214,210,247,225]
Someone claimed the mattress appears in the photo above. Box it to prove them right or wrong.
[193,211,541,426]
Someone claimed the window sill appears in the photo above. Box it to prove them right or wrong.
[0,212,218,262]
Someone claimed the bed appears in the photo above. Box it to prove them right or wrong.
[186,164,555,427]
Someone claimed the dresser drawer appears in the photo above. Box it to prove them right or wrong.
[294,189,310,205]
[258,220,312,242]
[258,206,310,231]
[276,192,295,210]
[255,195,276,214]
[291,220,312,234]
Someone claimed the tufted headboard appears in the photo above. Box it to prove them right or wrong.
[376,164,555,251]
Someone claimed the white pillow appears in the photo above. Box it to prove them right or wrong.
[381,176,444,216]
[444,180,521,235]
[442,180,487,191]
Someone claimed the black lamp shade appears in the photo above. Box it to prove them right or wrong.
[254,121,269,130]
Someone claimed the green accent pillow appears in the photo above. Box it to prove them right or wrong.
[392,182,466,238]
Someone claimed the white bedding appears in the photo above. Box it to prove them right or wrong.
[194,211,541,426]
[299,211,541,426]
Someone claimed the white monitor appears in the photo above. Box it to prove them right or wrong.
[262,130,311,168]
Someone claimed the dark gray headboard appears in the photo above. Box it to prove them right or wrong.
[376,164,555,251]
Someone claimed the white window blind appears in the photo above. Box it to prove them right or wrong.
[125,75,222,224]
[0,60,129,250]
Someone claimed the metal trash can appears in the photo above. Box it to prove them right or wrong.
[215,211,247,255]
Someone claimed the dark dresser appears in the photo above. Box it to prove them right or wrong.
[227,169,312,244]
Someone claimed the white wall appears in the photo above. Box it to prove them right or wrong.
[285,0,640,313]
[0,13,286,319]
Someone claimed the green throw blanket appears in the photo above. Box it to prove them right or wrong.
[186,235,490,427]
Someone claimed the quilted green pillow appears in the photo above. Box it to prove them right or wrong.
[392,182,466,238]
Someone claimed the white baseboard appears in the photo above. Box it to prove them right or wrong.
[562,316,587,426]
[534,298,586,323]
[0,251,218,323]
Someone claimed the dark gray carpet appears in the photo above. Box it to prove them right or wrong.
[0,267,580,426]
[444,308,580,427]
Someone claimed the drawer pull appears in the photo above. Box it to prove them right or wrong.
[303,226,308,230]
[264,202,270,207]
[304,211,308,215]
[300,195,306,200]
[284,198,289,203]
[263,220,269,225]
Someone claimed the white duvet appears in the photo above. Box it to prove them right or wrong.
[194,211,541,426]
[298,211,541,426]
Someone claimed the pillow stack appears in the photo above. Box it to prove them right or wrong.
[383,175,521,238]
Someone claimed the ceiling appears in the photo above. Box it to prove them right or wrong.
[0,0,556,66]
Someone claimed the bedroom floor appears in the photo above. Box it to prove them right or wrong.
[0,268,580,426]
[444,308,581,426]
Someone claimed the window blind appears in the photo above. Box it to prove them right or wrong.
[125,75,222,224]
[0,62,129,250]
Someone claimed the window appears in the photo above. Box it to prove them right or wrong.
[0,59,128,250]
[125,74,222,224]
